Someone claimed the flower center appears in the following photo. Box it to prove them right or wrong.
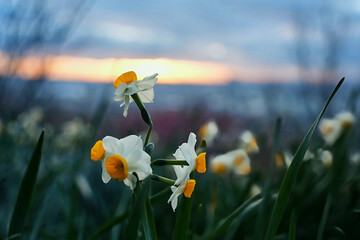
[321,124,333,135]
[113,71,137,88]
[233,156,244,166]
[195,152,206,173]
[184,179,196,198]
[212,162,227,174]
[105,155,128,181]
[91,140,105,161]
[275,152,285,167]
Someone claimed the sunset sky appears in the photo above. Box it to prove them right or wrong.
[1,0,360,84]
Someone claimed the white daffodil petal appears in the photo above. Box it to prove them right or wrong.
[123,96,130,117]
[138,89,154,103]
[123,174,138,190]
[187,132,197,149]
[101,159,111,183]
[114,83,127,100]
[102,136,120,154]
[179,144,196,167]
[137,77,158,91]
[126,150,152,180]
[173,148,185,160]
[173,165,189,185]
[142,73,158,82]
[121,135,143,156]
[124,84,140,96]
[168,184,185,211]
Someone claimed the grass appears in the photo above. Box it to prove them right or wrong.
[1,78,360,239]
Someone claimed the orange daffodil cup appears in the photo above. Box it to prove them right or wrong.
[90,71,207,212]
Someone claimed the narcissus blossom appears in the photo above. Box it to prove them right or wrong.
[275,151,293,168]
[167,165,196,211]
[239,131,259,154]
[198,121,219,146]
[173,132,206,185]
[210,149,251,175]
[319,111,356,145]
[91,135,152,190]
[113,71,158,117]
[317,149,333,168]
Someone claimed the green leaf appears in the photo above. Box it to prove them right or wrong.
[142,193,158,240]
[333,226,346,238]
[255,117,282,240]
[122,181,147,240]
[264,78,344,240]
[89,188,170,240]
[316,194,332,240]
[205,194,262,240]
[172,195,194,240]
[8,130,45,237]
[288,209,297,240]
[89,208,130,240]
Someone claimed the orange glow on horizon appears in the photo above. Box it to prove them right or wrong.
[7,54,236,85]
[0,51,306,84]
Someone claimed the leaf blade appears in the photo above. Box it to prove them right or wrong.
[264,78,344,240]
[8,130,45,236]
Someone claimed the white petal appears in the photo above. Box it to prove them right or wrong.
[102,136,120,154]
[168,184,184,211]
[120,135,143,156]
[123,96,130,117]
[179,144,196,168]
[123,174,138,190]
[126,149,152,181]
[142,73,158,82]
[114,83,127,100]
[187,132,197,148]
[138,89,154,103]
[101,160,111,183]
[173,148,185,160]
[173,165,189,185]
[137,75,158,90]
[125,83,140,96]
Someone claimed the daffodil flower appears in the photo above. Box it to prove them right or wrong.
[319,119,342,146]
[173,132,206,185]
[167,165,196,211]
[317,148,333,168]
[113,71,158,117]
[319,111,356,146]
[275,151,293,168]
[91,135,152,190]
[198,121,219,146]
[231,149,251,175]
[210,149,251,175]
[239,131,259,154]
[210,152,233,174]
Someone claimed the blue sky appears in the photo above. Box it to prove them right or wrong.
[1,0,360,83]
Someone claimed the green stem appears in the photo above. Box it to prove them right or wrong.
[131,93,153,147]
[151,159,189,166]
[151,174,175,185]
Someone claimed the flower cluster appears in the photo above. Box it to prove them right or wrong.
[90,71,207,211]
[209,129,258,176]
[319,111,355,145]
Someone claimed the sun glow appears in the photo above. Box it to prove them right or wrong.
[2,53,235,85]
[0,51,309,84]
